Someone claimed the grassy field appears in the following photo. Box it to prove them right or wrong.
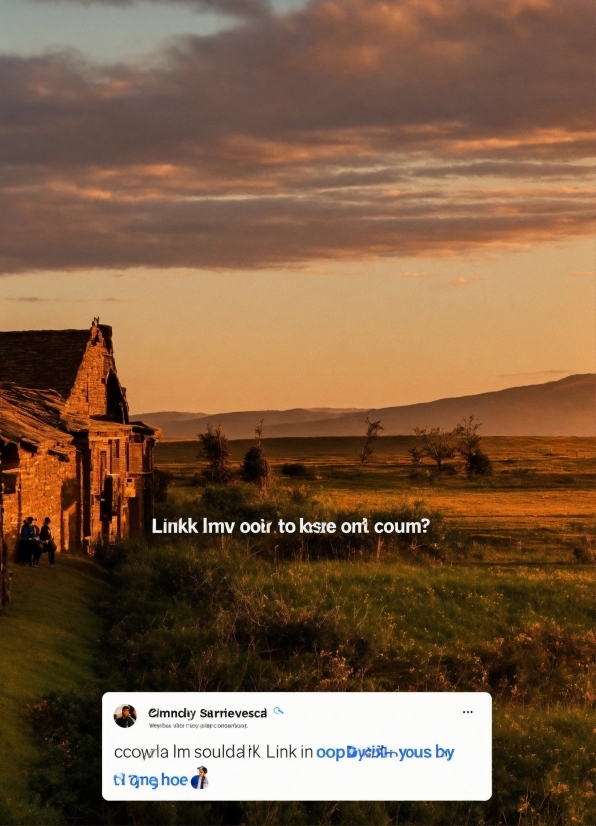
[94,543,595,824]
[0,434,593,824]
[156,435,594,466]
[156,436,595,564]
[0,558,106,825]
[142,433,595,822]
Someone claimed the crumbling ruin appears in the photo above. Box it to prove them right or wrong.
[0,320,160,570]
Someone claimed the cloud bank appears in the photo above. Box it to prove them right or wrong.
[1,0,593,274]
[31,0,272,19]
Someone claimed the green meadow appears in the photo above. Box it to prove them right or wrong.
[0,560,106,825]
[0,435,594,824]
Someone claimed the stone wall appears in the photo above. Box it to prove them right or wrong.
[0,322,157,557]
[86,433,153,546]
[64,332,113,419]
[2,444,78,557]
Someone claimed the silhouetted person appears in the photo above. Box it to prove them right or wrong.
[40,517,57,565]
[21,517,41,566]
[21,516,35,542]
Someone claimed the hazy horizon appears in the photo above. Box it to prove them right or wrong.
[130,371,591,417]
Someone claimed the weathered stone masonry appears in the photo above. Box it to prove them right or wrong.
[0,320,160,558]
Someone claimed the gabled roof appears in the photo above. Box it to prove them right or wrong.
[0,382,75,450]
[0,329,91,399]
[0,382,159,449]
[0,324,159,446]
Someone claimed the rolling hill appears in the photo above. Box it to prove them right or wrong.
[132,374,595,439]
[130,407,366,439]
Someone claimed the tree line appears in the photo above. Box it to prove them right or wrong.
[194,413,491,488]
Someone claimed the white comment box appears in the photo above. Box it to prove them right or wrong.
[103,692,491,801]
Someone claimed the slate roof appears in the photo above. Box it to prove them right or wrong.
[0,330,92,399]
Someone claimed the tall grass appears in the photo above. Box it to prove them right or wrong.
[27,539,595,824]
[158,482,450,561]
[25,481,595,824]
[98,541,594,702]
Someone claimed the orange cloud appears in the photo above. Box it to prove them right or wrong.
[1,0,593,273]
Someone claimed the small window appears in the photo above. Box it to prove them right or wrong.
[2,473,17,495]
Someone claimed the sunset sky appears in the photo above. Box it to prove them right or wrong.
[1,0,594,413]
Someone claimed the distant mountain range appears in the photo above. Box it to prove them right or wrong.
[132,374,595,439]
[130,407,366,439]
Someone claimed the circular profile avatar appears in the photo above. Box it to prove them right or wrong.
[114,704,137,728]
[191,766,209,789]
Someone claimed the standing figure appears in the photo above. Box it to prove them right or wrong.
[21,516,41,566]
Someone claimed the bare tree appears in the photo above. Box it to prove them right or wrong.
[198,422,232,483]
[254,419,264,443]
[413,427,456,471]
[360,416,384,464]
[453,415,492,475]
[453,415,481,455]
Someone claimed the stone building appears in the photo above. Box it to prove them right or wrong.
[0,320,160,560]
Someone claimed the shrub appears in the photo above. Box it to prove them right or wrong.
[281,463,311,478]
[201,484,258,521]
[467,449,493,476]
[572,536,596,564]
[153,468,174,502]
[197,423,233,483]
[241,444,270,487]
[408,447,423,464]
